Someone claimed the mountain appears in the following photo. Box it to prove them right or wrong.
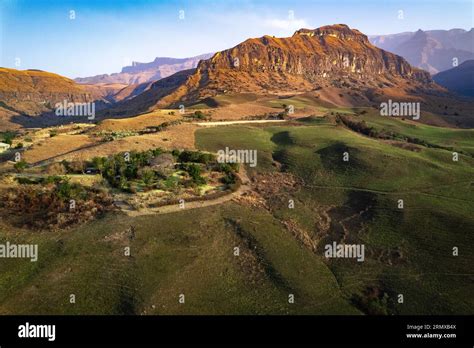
[0,68,107,116]
[369,29,474,74]
[108,24,439,115]
[75,53,213,85]
[0,67,161,116]
[0,68,146,129]
[433,60,474,97]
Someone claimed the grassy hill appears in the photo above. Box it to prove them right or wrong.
[0,111,472,315]
[196,120,474,314]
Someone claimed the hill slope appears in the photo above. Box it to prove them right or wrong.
[433,60,474,97]
[0,68,108,116]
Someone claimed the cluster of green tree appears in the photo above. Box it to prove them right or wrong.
[176,150,215,164]
[336,115,381,138]
[90,151,156,191]
[16,175,87,200]
[178,163,206,185]
[176,151,238,186]
[186,110,208,120]
[351,287,398,315]
[54,148,238,193]
[83,148,231,192]
[0,131,16,145]
[216,163,238,186]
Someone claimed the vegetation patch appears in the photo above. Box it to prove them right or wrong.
[0,176,113,230]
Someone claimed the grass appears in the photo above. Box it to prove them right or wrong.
[353,109,474,155]
[0,110,472,315]
[0,204,357,314]
[195,119,474,315]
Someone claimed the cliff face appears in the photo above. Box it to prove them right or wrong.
[148,24,434,107]
[204,25,423,78]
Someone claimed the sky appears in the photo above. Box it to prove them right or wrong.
[0,0,472,78]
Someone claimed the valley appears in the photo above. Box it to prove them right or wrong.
[0,22,472,317]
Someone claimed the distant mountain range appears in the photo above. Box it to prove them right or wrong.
[75,53,213,85]
[107,24,439,115]
[433,60,474,97]
[369,29,474,74]
[2,25,473,130]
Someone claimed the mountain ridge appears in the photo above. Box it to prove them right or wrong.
[369,28,474,74]
[75,53,213,85]
[107,24,439,115]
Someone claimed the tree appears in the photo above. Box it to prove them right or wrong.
[186,164,206,185]
[1,131,16,145]
[91,157,107,174]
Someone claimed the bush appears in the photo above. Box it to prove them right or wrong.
[183,163,206,185]
[151,148,163,157]
[67,161,86,174]
[14,160,28,173]
[178,150,215,164]
[337,115,379,138]
[221,172,237,185]
[193,110,206,119]
[139,168,155,186]
[216,162,238,173]
[1,131,16,145]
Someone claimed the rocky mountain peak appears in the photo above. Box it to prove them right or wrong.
[294,24,368,42]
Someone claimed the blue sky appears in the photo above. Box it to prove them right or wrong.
[1,0,472,78]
